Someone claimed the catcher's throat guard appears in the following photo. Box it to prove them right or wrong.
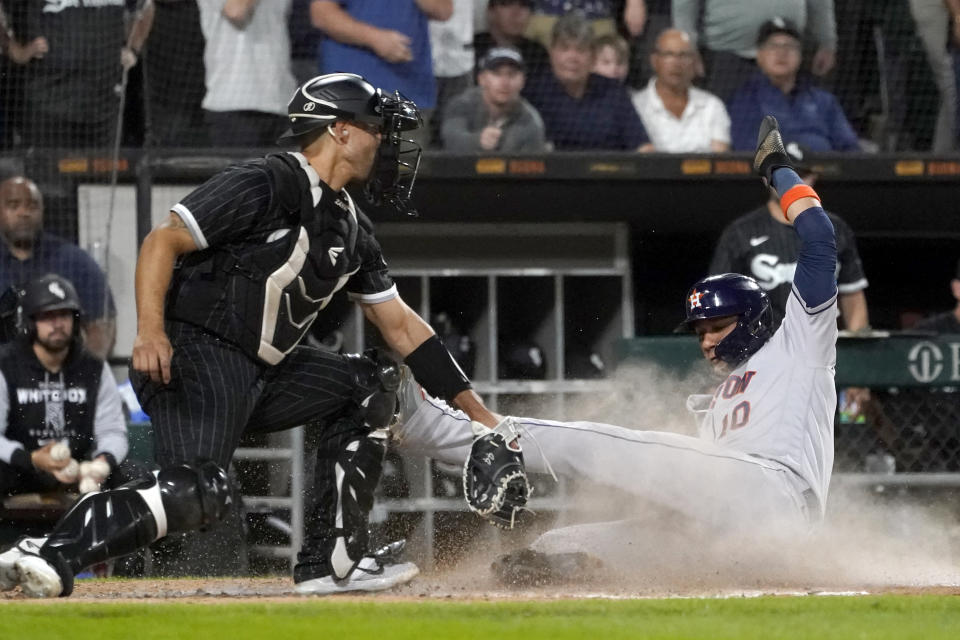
[463,418,530,529]
[364,90,423,217]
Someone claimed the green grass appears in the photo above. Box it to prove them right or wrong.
[1,596,959,640]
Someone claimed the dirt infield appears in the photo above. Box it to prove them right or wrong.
[3,572,959,603]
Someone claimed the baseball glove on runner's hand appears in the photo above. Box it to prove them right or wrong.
[463,417,529,529]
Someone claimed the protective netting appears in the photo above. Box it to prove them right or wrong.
[0,1,953,155]
[835,387,960,473]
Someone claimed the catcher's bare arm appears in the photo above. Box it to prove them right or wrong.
[132,212,198,384]
[361,296,498,427]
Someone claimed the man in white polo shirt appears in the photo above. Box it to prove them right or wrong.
[197,0,298,147]
[632,28,730,153]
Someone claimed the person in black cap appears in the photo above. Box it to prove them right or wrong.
[0,274,133,502]
[727,17,859,151]
[914,260,960,333]
[441,46,546,151]
[672,1,837,101]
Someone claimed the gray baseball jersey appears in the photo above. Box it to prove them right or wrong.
[695,286,838,514]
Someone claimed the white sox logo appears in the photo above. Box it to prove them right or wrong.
[750,254,842,291]
[48,282,66,299]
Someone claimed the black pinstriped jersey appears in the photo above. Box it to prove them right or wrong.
[167,152,396,365]
[709,205,867,327]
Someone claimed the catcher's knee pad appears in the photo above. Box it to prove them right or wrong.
[155,460,232,534]
[40,472,166,588]
[344,349,402,431]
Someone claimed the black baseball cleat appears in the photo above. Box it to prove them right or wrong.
[491,548,604,587]
[753,115,795,183]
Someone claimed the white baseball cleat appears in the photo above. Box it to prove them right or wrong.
[14,554,63,598]
[294,557,420,595]
[0,537,47,591]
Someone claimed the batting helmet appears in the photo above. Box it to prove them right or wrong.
[680,273,773,365]
[18,274,84,341]
[278,73,423,215]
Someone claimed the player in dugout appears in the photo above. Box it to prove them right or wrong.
[391,116,840,582]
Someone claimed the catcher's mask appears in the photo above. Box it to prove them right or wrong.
[363,89,422,216]
[279,73,423,216]
[676,273,773,366]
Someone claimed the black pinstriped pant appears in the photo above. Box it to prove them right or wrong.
[131,322,367,469]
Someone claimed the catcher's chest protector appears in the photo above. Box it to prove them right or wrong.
[166,154,364,365]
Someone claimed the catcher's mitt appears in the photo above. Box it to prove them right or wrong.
[463,417,529,529]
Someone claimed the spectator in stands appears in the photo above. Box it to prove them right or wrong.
[197,1,297,147]
[289,0,323,83]
[441,47,545,152]
[523,12,649,151]
[2,0,153,149]
[910,0,957,152]
[0,2,46,66]
[709,145,868,332]
[144,0,209,147]
[592,33,629,83]
[429,0,474,147]
[475,0,549,79]
[311,0,453,148]
[632,28,729,152]
[672,0,837,101]
[0,274,132,500]
[727,18,859,152]
[914,259,960,333]
[524,0,648,49]
[0,177,115,359]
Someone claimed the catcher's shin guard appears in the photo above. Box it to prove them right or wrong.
[296,432,388,583]
[39,461,231,591]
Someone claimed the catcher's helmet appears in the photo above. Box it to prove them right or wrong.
[279,73,424,216]
[18,274,83,340]
[680,273,773,365]
[279,73,386,142]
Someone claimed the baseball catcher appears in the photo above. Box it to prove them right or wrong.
[0,73,522,598]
